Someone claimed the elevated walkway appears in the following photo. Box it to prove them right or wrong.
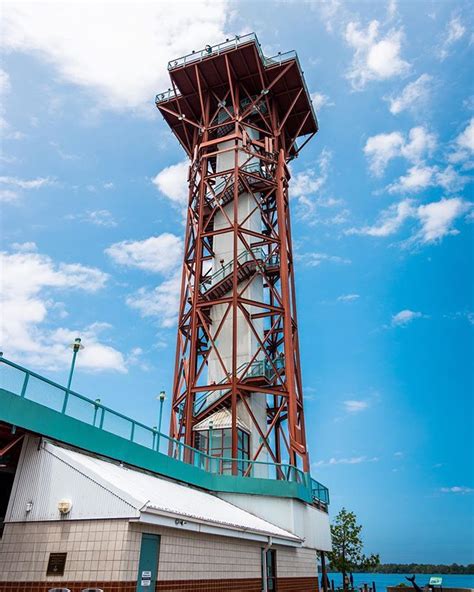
[0,356,329,510]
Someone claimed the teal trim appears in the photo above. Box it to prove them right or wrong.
[0,356,328,506]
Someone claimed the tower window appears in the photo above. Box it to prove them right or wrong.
[194,427,250,475]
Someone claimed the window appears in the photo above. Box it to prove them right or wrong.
[262,548,277,591]
[194,427,250,475]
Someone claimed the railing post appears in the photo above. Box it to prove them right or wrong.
[20,372,30,398]
[130,422,135,442]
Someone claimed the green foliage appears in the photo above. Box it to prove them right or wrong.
[327,508,380,581]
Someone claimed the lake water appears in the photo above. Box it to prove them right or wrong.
[326,573,474,590]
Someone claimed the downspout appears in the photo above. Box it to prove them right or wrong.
[262,536,273,592]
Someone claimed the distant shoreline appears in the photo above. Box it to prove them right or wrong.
[327,566,474,575]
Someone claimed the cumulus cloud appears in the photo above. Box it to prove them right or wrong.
[386,74,433,115]
[344,399,369,413]
[347,199,414,237]
[105,233,182,274]
[437,16,466,61]
[0,247,126,373]
[414,197,471,243]
[310,91,334,111]
[1,2,229,111]
[449,118,474,165]
[364,126,436,176]
[347,197,471,244]
[151,160,189,206]
[126,270,181,329]
[391,309,423,327]
[345,20,409,90]
[290,149,347,224]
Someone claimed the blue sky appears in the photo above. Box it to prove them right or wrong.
[1,0,473,563]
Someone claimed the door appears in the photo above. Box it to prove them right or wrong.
[136,533,160,591]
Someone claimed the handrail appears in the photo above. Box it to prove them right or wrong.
[193,356,285,415]
[0,355,328,505]
[200,246,279,294]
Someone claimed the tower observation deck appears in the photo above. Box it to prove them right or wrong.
[156,33,318,477]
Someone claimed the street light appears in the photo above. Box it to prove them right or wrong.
[156,390,166,451]
[62,338,84,414]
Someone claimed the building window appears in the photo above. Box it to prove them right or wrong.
[262,548,277,591]
[194,427,250,475]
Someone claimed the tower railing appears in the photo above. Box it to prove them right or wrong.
[200,246,279,294]
[193,356,285,416]
[0,356,329,508]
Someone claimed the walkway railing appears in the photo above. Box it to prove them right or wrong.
[0,356,328,506]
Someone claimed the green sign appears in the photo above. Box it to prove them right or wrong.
[429,577,443,586]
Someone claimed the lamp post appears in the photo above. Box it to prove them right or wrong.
[62,337,84,414]
[156,390,166,451]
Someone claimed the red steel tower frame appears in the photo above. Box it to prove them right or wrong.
[156,34,318,474]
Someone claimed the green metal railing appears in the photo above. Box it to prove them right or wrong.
[0,356,328,506]
[193,356,285,416]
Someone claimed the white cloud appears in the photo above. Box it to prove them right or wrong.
[0,189,19,203]
[69,209,117,228]
[310,92,334,110]
[348,197,472,244]
[152,160,189,206]
[438,16,466,61]
[0,248,126,373]
[449,118,474,164]
[106,233,182,274]
[0,176,52,190]
[0,68,11,94]
[126,270,181,329]
[401,127,437,162]
[290,149,347,224]
[1,2,229,111]
[388,164,436,193]
[388,164,467,195]
[297,252,351,267]
[337,294,360,302]
[440,486,473,494]
[313,455,379,467]
[347,199,414,237]
[414,197,471,243]
[364,126,436,177]
[364,131,404,176]
[345,20,409,90]
[391,309,423,326]
[386,74,433,115]
[344,399,369,413]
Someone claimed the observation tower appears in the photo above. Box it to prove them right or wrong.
[156,33,318,477]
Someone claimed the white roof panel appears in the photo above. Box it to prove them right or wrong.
[48,442,300,543]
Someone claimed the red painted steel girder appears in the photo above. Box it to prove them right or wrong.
[157,37,316,474]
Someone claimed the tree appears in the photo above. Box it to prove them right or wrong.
[327,508,380,589]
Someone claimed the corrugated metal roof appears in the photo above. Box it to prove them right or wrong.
[194,409,250,432]
[49,442,300,543]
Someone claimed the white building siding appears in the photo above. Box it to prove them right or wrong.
[6,436,137,523]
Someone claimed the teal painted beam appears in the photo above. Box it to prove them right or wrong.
[0,388,312,503]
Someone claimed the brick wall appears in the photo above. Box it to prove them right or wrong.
[0,519,318,588]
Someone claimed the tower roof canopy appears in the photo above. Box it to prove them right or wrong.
[155,33,318,157]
